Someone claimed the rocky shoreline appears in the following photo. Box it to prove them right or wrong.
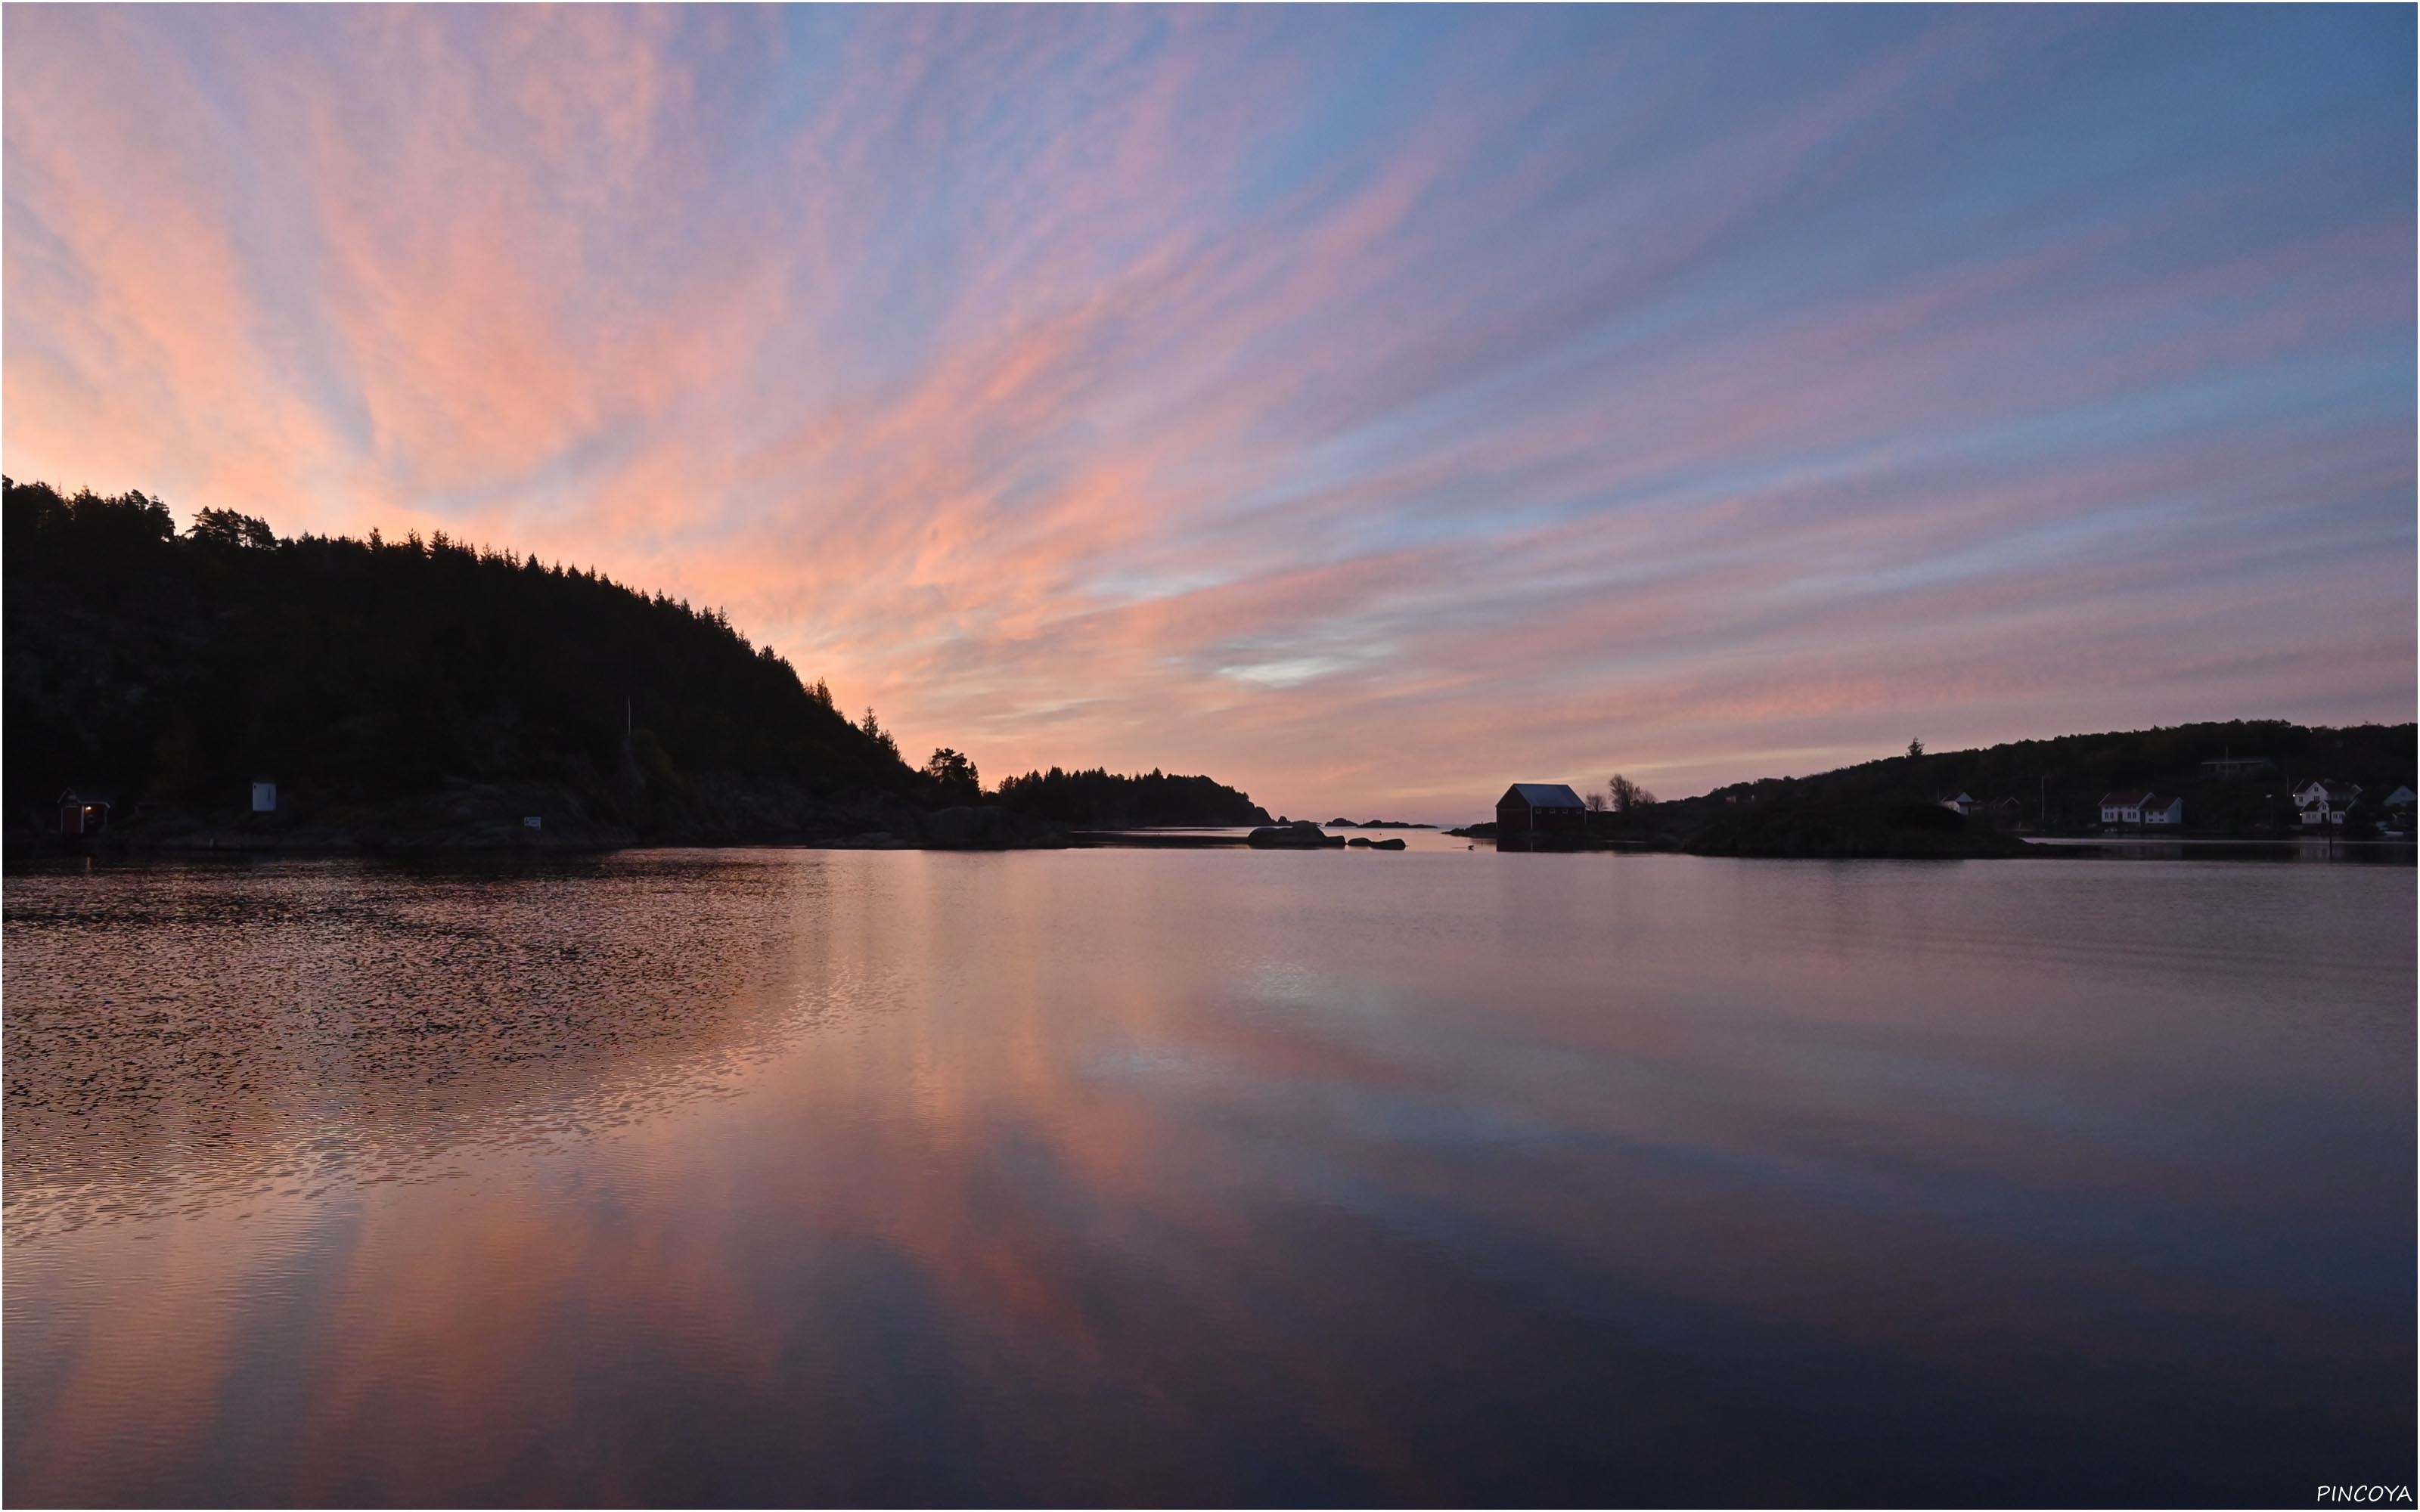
[12,779,1078,857]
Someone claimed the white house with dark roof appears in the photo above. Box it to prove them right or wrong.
[2099,791,2182,826]
[2099,790,2152,825]
[2294,781,2363,826]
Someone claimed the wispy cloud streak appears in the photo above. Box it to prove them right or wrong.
[5,6,2411,816]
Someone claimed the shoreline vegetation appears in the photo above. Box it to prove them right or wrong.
[4,479,1258,854]
[10,481,2412,860]
[1447,801,2036,859]
[1450,720,2415,857]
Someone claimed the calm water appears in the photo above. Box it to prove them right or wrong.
[5,847,2412,1505]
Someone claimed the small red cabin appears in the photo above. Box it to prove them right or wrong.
[57,789,112,838]
[1497,783,1587,838]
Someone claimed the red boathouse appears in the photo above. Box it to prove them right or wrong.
[1497,783,1587,839]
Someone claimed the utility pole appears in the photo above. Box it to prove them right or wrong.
[2040,773,2047,831]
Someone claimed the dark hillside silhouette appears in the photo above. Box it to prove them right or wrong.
[5,478,930,843]
[6,479,1282,847]
[1698,720,2415,833]
[1550,719,2416,855]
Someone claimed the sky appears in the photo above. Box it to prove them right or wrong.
[5,5,2413,821]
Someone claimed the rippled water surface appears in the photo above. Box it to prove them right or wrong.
[5,847,2412,1504]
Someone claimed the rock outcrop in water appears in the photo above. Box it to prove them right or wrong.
[1247,822,1346,849]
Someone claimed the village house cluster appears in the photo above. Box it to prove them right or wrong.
[1934,748,2415,838]
[2085,770,2417,834]
[2096,790,2185,826]
[2287,779,2416,830]
[1939,793,2025,821]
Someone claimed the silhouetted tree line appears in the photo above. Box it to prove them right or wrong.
[994,766,1271,827]
[3,477,923,825]
[1604,773,1656,811]
[923,748,981,804]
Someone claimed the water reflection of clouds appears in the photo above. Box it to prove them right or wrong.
[3,854,843,1235]
[5,850,2412,1502]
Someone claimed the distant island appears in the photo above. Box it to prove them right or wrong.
[1323,817,1433,829]
[995,767,1270,828]
[5,480,1270,851]
[1451,720,2416,858]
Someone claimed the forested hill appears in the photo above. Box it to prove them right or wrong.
[1478,719,2415,857]
[994,767,1272,827]
[1696,720,2415,830]
[5,479,928,846]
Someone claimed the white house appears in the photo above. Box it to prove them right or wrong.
[2099,790,2152,825]
[2139,795,2183,826]
[2295,781,2362,826]
[1939,792,1976,816]
[2380,789,2415,839]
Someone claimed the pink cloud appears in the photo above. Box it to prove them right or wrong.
[5,8,2409,820]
